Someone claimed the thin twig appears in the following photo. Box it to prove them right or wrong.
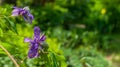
[0,45,19,67]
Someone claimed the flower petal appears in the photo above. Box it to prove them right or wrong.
[40,34,46,41]
[28,49,38,58]
[28,43,39,58]
[28,13,34,23]
[24,38,32,42]
[23,14,28,21]
[11,9,20,16]
[35,52,39,58]
[34,26,40,38]
[23,13,33,24]
[26,13,34,24]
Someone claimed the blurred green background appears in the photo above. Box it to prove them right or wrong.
[0,0,120,67]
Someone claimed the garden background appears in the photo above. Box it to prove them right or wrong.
[0,0,120,67]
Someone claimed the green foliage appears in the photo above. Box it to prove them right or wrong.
[62,47,109,67]
[0,0,120,67]
[0,24,66,67]
[0,5,18,34]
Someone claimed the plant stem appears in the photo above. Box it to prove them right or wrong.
[0,45,19,67]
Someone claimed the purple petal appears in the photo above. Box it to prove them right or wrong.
[35,52,39,58]
[11,9,20,16]
[27,13,34,24]
[20,10,27,15]
[28,49,38,58]
[34,26,40,38]
[40,34,46,41]
[28,14,34,20]
[23,13,33,24]
[24,38,32,42]
[23,14,28,21]
[28,43,39,58]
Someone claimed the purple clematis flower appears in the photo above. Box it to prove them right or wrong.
[24,26,46,58]
[12,6,34,24]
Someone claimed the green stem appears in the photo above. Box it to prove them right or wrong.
[0,45,19,67]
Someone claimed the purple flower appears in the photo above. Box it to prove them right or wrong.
[24,26,46,58]
[12,6,34,24]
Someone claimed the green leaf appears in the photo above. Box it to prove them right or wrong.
[4,16,18,34]
[50,52,58,67]
[0,28,3,37]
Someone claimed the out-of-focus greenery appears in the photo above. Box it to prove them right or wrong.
[0,0,120,67]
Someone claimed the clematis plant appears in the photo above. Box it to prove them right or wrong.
[11,6,34,24]
[24,26,46,58]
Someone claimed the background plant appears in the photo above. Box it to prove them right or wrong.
[0,0,120,67]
